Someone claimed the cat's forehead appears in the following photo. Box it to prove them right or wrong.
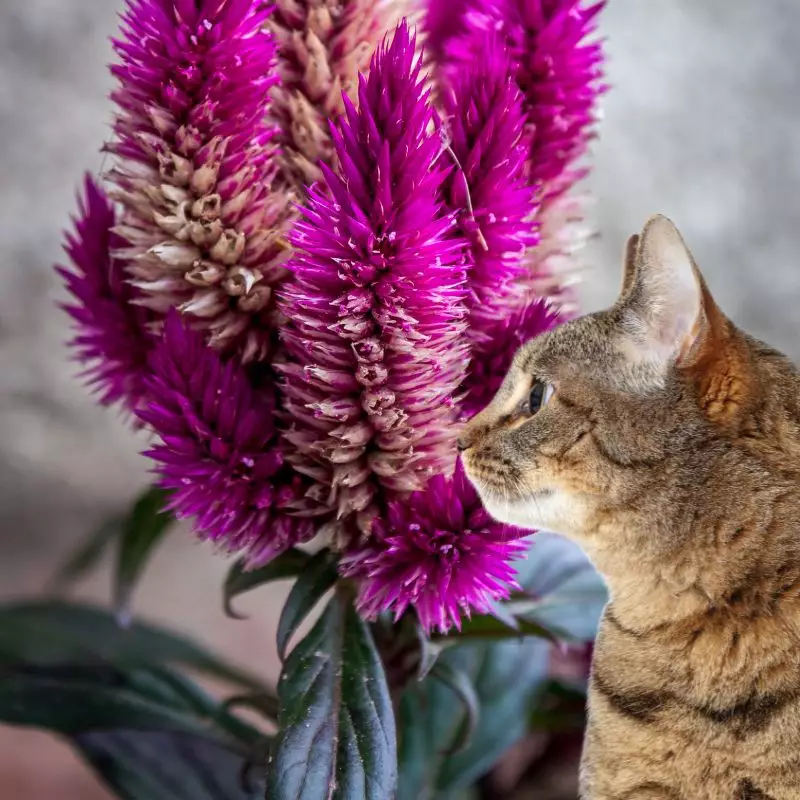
[515,311,622,383]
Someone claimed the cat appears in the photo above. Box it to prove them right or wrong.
[459,215,800,799]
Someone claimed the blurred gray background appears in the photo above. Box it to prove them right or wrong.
[1,0,799,796]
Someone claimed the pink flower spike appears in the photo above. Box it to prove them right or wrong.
[57,174,154,412]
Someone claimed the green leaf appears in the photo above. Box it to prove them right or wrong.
[48,516,122,591]
[0,664,230,738]
[416,628,444,681]
[276,549,338,660]
[0,663,263,799]
[266,589,397,800]
[513,533,607,642]
[434,638,551,794]
[115,486,174,626]
[0,600,265,691]
[429,660,479,756]
[75,729,263,800]
[396,690,431,800]
[224,548,311,620]
[436,613,557,644]
[223,692,280,722]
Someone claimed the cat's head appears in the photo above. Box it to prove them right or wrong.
[461,215,776,552]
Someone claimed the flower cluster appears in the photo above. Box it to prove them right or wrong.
[278,23,469,534]
[108,0,290,363]
[58,0,604,631]
[428,0,606,317]
[58,175,153,411]
[267,0,390,191]
[341,463,530,634]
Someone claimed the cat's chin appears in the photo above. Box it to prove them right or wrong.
[477,487,580,536]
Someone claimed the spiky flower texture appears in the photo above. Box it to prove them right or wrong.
[341,463,529,634]
[279,22,469,530]
[58,0,607,634]
[442,35,537,348]
[268,0,390,190]
[429,0,605,315]
[58,175,153,411]
[137,312,315,566]
[109,0,292,362]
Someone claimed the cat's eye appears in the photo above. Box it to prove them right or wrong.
[521,381,554,415]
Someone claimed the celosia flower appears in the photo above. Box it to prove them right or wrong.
[58,175,153,411]
[136,312,315,566]
[107,0,292,363]
[505,0,605,191]
[420,0,473,65]
[442,34,537,348]
[462,298,559,418]
[426,0,605,315]
[340,463,529,634]
[268,0,389,190]
[431,0,605,192]
[278,22,469,530]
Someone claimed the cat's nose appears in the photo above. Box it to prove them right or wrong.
[457,437,469,452]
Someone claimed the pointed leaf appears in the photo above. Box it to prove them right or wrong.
[76,729,263,800]
[48,516,122,591]
[0,664,263,799]
[513,533,607,642]
[223,692,279,722]
[416,627,444,681]
[0,601,265,690]
[0,664,239,740]
[396,690,430,800]
[434,612,556,644]
[276,549,338,660]
[266,589,397,800]
[430,660,479,756]
[224,548,311,619]
[434,638,550,792]
[115,486,174,626]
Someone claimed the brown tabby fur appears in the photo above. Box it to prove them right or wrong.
[460,216,800,799]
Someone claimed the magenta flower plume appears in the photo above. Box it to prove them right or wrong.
[421,0,473,65]
[442,35,538,347]
[340,463,529,634]
[108,0,292,363]
[431,0,605,193]
[506,0,605,191]
[268,0,390,190]
[462,298,559,418]
[278,22,469,530]
[136,312,315,566]
[58,175,154,411]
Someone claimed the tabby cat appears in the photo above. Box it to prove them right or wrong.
[460,216,800,799]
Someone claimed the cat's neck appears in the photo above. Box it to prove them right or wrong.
[586,467,800,634]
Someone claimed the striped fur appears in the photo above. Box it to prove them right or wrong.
[461,217,800,798]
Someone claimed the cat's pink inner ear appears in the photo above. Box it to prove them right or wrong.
[621,215,705,365]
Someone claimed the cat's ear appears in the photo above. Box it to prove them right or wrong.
[618,233,640,300]
[618,215,713,366]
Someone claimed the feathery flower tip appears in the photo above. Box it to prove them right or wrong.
[442,33,538,347]
[137,312,314,565]
[58,174,153,411]
[429,0,606,190]
[268,0,389,190]
[341,462,529,634]
[279,21,469,527]
[108,0,291,362]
